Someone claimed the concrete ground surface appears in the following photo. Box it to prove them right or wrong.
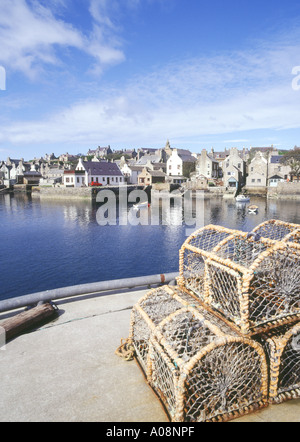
[0,288,299,423]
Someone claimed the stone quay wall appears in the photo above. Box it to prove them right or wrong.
[268,182,300,199]
[32,187,95,200]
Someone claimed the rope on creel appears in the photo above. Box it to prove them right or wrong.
[115,338,135,361]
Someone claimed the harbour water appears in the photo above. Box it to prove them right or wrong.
[1,192,300,301]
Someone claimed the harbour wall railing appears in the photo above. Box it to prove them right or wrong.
[0,272,179,313]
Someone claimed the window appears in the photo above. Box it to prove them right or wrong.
[252,179,255,183]
[103,177,105,182]
[66,177,70,183]
[77,177,80,183]
[257,179,261,183]
[96,177,98,183]
[91,177,94,182]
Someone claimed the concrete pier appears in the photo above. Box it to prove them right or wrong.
[0,288,299,422]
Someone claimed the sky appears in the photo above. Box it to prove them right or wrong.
[1,0,300,160]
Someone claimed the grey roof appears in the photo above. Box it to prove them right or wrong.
[270,155,283,164]
[206,153,218,162]
[172,148,196,162]
[136,155,161,165]
[269,174,284,179]
[177,149,192,155]
[147,170,166,177]
[24,171,42,177]
[178,154,196,162]
[82,161,123,176]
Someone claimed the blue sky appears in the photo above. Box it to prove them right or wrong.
[1,0,300,160]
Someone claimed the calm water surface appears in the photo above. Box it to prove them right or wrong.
[1,193,300,300]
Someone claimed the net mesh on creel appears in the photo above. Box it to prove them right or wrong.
[257,322,300,404]
[127,285,268,422]
[128,286,201,375]
[178,225,242,301]
[251,219,300,242]
[179,228,300,335]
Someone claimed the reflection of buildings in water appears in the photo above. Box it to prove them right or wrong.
[206,199,223,224]
[151,192,183,227]
[235,202,247,223]
[183,192,205,231]
[3,193,12,210]
[268,202,278,216]
[150,191,204,229]
[3,193,30,211]
[2,194,40,223]
[62,202,94,227]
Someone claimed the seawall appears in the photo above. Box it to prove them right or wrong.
[244,186,268,196]
[12,182,300,200]
[31,185,152,200]
[32,186,95,200]
[267,182,300,199]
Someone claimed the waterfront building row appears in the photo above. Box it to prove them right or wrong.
[0,141,299,191]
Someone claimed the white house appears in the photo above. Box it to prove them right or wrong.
[116,156,144,184]
[167,149,196,177]
[64,158,124,187]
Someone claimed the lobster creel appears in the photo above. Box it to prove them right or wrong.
[256,322,300,404]
[179,228,300,336]
[251,219,300,242]
[126,285,269,422]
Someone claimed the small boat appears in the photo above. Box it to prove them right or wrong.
[133,201,150,210]
[248,205,259,214]
[236,194,250,203]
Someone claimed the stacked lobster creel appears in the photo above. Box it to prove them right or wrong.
[178,220,300,407]
[250,220,300,404]
[118,221,300,421]
[179,225,300,336]
[128,285,269,422]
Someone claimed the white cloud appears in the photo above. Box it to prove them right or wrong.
[0,0,125,78]
[1,7,300,151]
